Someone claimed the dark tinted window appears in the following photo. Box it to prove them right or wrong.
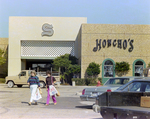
[104,60,113,65]
[20,71,26,76]
[135,61,143,65]
[104,60,114,77]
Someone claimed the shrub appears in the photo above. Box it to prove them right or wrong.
[115,61,130,76]
[88,83,98,86]
[98,77,102,83]
[115,61,130,72]
[86,62,100,78]
[72,78,85,85]
[0,78,5,83]
[148,63,150,67]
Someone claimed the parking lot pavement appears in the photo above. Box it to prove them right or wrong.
[0,84,102,119]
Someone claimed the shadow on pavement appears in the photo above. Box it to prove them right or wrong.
[92,118,103,119]
[21,102,29,104]
[21,102,55,106]
[21,101,43,105]
[75,105,92,109]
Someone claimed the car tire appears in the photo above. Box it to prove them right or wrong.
[7,81,14,88]
[17,85,22,88]
[40,81,45,88]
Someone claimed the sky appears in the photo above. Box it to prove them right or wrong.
[0,0,150,38]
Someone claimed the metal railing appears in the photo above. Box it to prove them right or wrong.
[37,72,59,77]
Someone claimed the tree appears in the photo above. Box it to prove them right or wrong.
[0,48,6,66]
[147,63,150,68]
[53,54,78,84]
[86,62,100,78]
[53,54,71,71]
[115,61,130,76]
[68,64,81,77]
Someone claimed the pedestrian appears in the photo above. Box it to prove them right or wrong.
[27,70,40,106]
[45,71,57,106]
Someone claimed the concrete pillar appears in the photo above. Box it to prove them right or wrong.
[72,81,75,86]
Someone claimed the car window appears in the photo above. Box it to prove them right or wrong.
[28,71,32,76]
[145,84,150,92]
[123,81,150,92]
[116,81,132,90]
[19,71,26,76]
[105,78,129,85]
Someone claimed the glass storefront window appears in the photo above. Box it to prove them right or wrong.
[26,59,59,76]
[135,61,144,76]
[104,60,114,77]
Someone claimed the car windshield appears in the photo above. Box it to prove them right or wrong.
[122,81,150,92]
[105,78,129,85]
[19,71,26,76]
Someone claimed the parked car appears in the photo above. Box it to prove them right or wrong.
[5,70,46,88]
[115,78,150,92]
[93,79,150,119]
[80,76,143,101]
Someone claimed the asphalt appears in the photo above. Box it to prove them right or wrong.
[0,84,102,119]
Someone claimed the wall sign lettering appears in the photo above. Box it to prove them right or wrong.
[41,23,54,37]
[93,38,134,52]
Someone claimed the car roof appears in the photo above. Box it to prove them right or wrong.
[109,76,144,79]
[131,78,150,82]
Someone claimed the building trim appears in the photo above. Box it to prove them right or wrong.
[132,59,146,76]
[102,58,115,84]
[21,56,56,59]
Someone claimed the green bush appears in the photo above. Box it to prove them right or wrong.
[72,78,85,85]
[86,62,100,77]
[88,83,97,86]
[98,77,102,83]
[148,63,150,68]
[115,61,130,76]
[115,61,130,72]
[0,78,5,83]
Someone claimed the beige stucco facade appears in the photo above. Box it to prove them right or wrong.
[9,17,87,76]
[81,24,150,83]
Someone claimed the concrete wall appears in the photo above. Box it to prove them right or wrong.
[9,17,87,76]
[81,24,150,80]
[21,59,26,70]
[75,27,82,64]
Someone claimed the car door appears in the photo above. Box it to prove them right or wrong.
[19,71,28,84]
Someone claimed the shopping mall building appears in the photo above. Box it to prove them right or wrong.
[1,16,150,83]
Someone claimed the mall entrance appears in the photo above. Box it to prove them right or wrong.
[22,59,60,77]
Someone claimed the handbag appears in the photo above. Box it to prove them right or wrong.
[39,88,42,95]
[56,90,60,96]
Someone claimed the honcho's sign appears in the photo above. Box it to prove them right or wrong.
[93,38,134,52]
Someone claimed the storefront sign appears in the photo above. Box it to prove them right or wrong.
[41,23,54,37]
[93,39,134,52]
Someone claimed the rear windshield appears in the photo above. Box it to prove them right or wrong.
[122,81,150,92]
[105,78,129,85]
